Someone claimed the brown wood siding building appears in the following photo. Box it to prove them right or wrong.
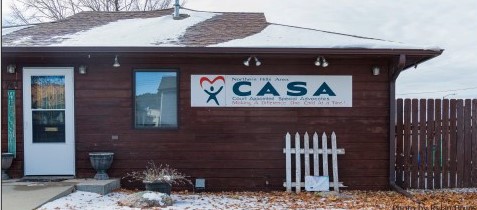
[1,8,442,192]
[2,51,427,191]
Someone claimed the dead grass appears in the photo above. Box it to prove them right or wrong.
[111,189,477,209]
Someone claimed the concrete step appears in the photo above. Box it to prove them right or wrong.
[68,178,121,195]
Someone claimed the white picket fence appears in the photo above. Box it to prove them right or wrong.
[283,132,346,193]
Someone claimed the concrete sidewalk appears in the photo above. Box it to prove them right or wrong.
[1,178,120,210]
[1,179,76,210]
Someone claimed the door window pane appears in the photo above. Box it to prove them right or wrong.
[32,111,65,143]
[135,71,178,128]
[31,76,65,109]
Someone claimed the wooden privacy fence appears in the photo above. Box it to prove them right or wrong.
[395,99,477,189]
[283,132,345,193]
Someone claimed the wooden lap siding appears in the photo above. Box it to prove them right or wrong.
[1,56,391,191]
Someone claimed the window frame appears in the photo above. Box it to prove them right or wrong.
[132,68,180,130]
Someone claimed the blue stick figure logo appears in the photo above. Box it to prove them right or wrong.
[204,86,223,105]
[200,76,225,106]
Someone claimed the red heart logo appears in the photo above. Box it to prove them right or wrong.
[200,76,225,88]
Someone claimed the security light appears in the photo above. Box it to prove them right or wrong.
[315,56,328,67]
[243,57,251,66]
[78,65,87,74]
[113,55,120,68]
[322,58,329,67]
[254,57,261,66]
[314,58,321,66]
[6,64,16,74]
[372,66,380,75]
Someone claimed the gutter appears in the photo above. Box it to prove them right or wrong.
[1,46,442,56]
[387,54,432,204]
[388,48,442,201]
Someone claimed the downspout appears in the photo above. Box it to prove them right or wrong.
[388,54,419,201]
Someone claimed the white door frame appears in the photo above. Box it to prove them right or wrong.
[23,67,75,176]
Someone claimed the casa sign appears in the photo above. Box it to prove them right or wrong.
[191,75,352,107]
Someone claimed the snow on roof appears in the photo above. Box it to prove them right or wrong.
[213,23,437,50]
[1,8,439,51]
[52,10,217,46]
[2,25,33,36]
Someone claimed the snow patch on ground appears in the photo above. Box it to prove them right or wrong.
[38,191,341,210]
[38,191,129,210]
[142,192,166,205]
[213,24,438,50]
[142,191,165,200]
[51,10,218,47]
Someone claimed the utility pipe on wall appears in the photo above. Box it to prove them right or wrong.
[173,0,180,19]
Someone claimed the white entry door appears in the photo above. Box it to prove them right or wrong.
[23,67,75,175]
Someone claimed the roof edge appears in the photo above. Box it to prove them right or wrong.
[1,46,443,56]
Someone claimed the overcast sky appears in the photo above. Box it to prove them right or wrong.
[2,0,476,99]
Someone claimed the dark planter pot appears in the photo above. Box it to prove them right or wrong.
[2,153,14,180]
[144,181,172,195]
[89,152,114,180]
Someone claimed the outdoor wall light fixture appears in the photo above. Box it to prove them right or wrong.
[113,55,120,68]
[78,65,87,74]
[254,57,261,66]
[314,56,328,67]
[243,57,251,66]
[372,66,381,76]
[243,56,261,67]
[6,64,16,74]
